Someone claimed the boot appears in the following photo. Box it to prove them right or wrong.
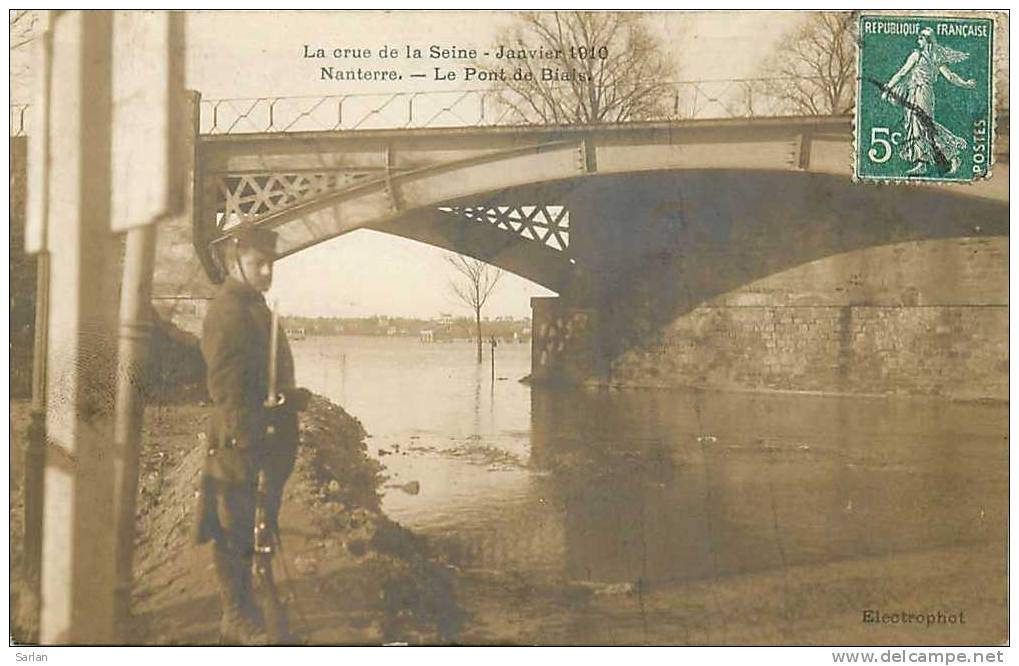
[214,548,268,646]
[251,556,296,644]
[220,606,267,646]
[237,555,263,625]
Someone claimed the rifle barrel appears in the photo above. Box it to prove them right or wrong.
[267,302,279,404]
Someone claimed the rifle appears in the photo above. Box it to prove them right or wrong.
[253,468,291,643]
[252,301,292,644]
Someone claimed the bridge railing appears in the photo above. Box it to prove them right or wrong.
[197,79,808,134]
[9,78,824,137]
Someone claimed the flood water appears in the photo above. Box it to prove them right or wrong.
[292,335,1008,645]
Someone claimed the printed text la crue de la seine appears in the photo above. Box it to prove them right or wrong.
[303,43,609,83]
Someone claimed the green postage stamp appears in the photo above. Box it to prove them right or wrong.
[855,14,994,183]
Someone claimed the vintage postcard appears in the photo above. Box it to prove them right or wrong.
[7,9,1009,654]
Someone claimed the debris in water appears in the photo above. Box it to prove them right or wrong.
[385,480,421,495]
[570,580,636,596]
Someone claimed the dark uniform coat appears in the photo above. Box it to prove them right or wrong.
[195,277,301,545]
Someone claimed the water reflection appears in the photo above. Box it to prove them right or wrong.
[292,337,1007,643]
[529,387,1005,588]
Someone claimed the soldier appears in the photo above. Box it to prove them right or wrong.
[194,227,310,644]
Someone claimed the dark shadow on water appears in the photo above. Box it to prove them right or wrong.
[525,385,1007,589]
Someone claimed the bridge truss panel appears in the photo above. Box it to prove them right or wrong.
[439,205,571,252]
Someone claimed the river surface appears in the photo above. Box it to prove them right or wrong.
[292,335,1007,645]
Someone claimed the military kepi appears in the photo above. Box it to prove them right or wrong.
[232,226,278,256]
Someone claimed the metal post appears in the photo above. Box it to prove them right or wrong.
[112,225,158,635]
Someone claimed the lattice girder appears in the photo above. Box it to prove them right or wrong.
[210,170,377,234]
[438,204,570,252]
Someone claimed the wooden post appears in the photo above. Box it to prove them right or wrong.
[20,12,53,637]
[111,225,157,633]
[490,335,497,384]
[21,251,49,635]
[37,12,121,643]
[112,85,195,637]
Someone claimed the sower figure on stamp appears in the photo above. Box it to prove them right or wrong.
[881,26,976,176]
[193,227,311,644]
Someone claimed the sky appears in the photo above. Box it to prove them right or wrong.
[14,10,797,319]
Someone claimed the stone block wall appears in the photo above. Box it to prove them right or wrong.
[530,296,596,385]
[605,237,1008,401]
[151,212,216,336]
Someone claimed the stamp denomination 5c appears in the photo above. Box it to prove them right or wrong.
[855,15,994,183]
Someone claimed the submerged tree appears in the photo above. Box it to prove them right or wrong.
[757,11,855,115]
[445,254,503,363]
[484,11,677,124]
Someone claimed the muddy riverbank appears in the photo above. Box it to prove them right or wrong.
[9,393,464,645]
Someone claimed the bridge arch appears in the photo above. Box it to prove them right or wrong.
[195,116,1007,299]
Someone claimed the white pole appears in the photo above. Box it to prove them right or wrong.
[39,12,121,644]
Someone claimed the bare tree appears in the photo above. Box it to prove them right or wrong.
[482,11,677,124]
[445,254,503,363]
[757,11,855,116]
[10,10,39,95]
[10,10,37,51]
